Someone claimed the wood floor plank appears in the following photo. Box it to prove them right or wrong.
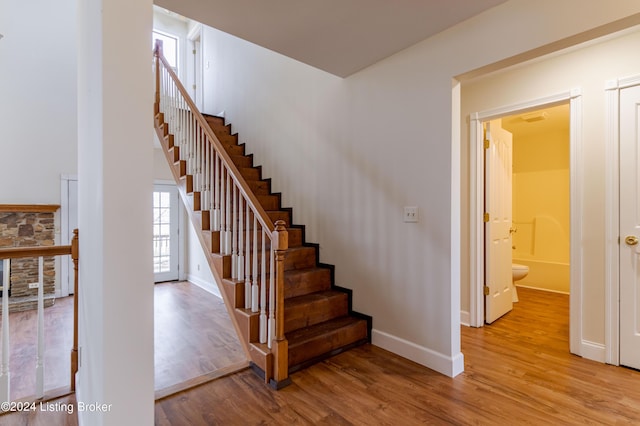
[153,281,245,390]
[154,287,640,425]
[0,296,73,401]
[6,287,640,424]
[1,281,247,424]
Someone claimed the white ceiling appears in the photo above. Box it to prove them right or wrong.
[154,0,507,77]
[502,103,570,140]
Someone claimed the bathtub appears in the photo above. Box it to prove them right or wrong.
[512,258,570,294]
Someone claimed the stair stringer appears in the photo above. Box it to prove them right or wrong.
[153,113,271,379]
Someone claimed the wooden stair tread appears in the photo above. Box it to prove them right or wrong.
[286,316,369,369]
[286,316,366,344]
[284,291,348,333]
[285,290,344,306]
[284,267,331,298]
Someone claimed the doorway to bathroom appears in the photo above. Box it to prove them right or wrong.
[468,90,583,355]
[483,104,571,323]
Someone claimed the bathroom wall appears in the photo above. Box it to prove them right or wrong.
[510,109,570,293]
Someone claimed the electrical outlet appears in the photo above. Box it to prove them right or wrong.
[28,282,39,289]
[403,206,419,223]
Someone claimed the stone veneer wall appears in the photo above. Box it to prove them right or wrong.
[0,206,59,312]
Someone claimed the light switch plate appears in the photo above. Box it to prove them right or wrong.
[403,206,419,223]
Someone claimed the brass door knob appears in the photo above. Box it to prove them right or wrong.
[625,235,639,246]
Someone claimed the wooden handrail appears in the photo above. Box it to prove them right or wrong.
[0,245,72,259]
[0,205,60,213]
[153,42,275,234]
[154,41,289,385]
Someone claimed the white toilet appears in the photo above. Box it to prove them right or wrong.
[512,263,529,282]
[511,263,529,303]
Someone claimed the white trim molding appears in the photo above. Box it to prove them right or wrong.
[186,274,222,299]
[604,74,640,366]
[60,174,78,298]
[372,329,464,378]
[468,89,583,358]
[581,340,606,363]
[460,310,470,327]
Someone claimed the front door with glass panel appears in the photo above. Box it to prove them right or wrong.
[153,184,179,282]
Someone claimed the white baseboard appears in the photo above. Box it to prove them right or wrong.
[515,284,570,295]
[372,329,464,377]
[460,310,470,327]
[186,274,222,299]
[581,340,606,363]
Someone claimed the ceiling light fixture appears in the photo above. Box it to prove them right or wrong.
[520,111,548,123]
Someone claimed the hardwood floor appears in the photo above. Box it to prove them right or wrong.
[0,296,73,402]
[6,287,640,424]
[153,281,245,392]
[1,281,245,424]
[154,287,640,425]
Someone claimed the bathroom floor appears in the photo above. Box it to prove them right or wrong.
[486,285,569,350]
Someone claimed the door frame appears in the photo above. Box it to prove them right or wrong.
[604,73,640,366]
[153,181,185,283]
[187,24,203,111]
[60,174,78,297]
[468,89,583,356]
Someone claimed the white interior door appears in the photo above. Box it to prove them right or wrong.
[619,83,640,370]
[485,119,514,324]
[153,184,179,282]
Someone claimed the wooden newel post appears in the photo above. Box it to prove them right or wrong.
[270,220,290,387]
[70,229,79,391]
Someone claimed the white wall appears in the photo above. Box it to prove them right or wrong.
[77,0,154,424]
[185,221,219,297]
[168,0,640,375]
[0,0,77,205]
[461,27,640,347]
[153,147,174,181]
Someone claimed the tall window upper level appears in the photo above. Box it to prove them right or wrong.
[152,30,178,73]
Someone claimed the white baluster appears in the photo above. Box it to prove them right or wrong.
[203,133,209,212]
[219,166,226,253]
[190,114,195,189]
[260,228,267,344]
[36,257,44,399]
[225,167,231,255]
[192,116,202,192]
[197,119,202,192]
[238,196,245,282]
[0,259,10,403]
[183,99,189,168]
[213,153,220,231]
[268,245,275,349]
[212,145,216,213]
[245,207,251,310]
[231,184,238,279]
[251,216,259,313]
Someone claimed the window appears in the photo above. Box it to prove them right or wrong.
[153,190,172,274]
[152,30,178,71]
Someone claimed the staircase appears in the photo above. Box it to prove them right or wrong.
[153,43,370,388]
